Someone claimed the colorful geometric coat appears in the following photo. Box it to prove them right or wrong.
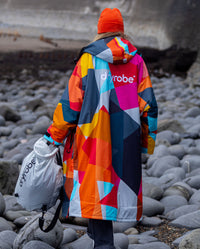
[45,36,158,222]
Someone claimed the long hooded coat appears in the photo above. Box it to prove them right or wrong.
[45,36,158,222]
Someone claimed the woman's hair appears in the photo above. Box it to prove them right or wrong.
[92,31,129,42]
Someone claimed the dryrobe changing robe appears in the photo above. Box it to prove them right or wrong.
[45,36,158,222]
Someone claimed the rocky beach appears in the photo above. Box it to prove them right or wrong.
[0,34,200,249]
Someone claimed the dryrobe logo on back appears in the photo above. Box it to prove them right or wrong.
[101,72,136,83]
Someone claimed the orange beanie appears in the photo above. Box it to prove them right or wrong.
[97,8,124,34]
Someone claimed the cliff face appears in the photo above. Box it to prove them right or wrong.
[0,0,199,76]
[0,0,199,51]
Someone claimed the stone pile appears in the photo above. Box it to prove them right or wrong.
[0,69,200,248]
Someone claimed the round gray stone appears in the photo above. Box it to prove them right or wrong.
[157,118,185,133]
[163,183,192,200]
[143,182,164,200]
[0,127,12,136]
[181,155,200,173]
[60,233,93,249]
[168,144,186,159]
[143,196,164,217]
[128,234,158,244]
[164,167,185,180]
[128,241,171,248]
[0,240,12,249]
[0,230,17,247]
[3,195,24,212]
[141,217,162,227]
[157,130,181,145]
[179,228,200,249]
[114,233,129,249]
[151,144,171,158]
[184,175,200,189]
[14,216,36,228]
[160,195,188,215]
[113,221,137,233]
[4,210,33,221]
[166,204,200,220]
[170,210,200,229]
[61,228,78,245]
[189,190,200,205]
[32,116,51,134]
[22,240,55,249]
[147,155,180,177]
[184,106,200,118]
[9,126,26,139]
[158,173,182,190]
[173,182,194,199]
[2,139,19,151]
[0,217,13,232]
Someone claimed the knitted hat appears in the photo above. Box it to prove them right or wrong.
[97,8,124,34]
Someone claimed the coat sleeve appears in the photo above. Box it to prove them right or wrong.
[137,58,158,154]
[44,56,86,145]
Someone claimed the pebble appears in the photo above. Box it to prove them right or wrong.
[0,70,200,248]
[140,216,162,227]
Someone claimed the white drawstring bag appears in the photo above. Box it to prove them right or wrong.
[15,137,63,212]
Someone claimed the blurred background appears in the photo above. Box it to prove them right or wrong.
[0,0,199,80]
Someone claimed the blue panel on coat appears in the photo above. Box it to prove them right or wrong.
[110,111,124,178]
[122,130,141,195]
[123,111,140,139]
[78,69,100,124]
[60,100,80,124]
[60,84,69,102]
[62,176,70,217]
[109,89,121,114]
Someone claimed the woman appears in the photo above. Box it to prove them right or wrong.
[45,8,158,249]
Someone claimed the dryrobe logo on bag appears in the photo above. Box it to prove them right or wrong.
[101,72,136,83]
[19,158,36,187]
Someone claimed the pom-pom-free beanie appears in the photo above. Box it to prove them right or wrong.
[97,8,124,34]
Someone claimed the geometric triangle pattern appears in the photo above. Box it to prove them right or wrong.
[46,36,158,222]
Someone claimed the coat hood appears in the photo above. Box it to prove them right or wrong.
[83,36,137,64]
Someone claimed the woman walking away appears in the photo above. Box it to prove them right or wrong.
[44,8,158,249]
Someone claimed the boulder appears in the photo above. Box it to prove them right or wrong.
[0,160,19,195]
[179,228,200,249]
[143,196,164,217]
[160,195,188,215]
